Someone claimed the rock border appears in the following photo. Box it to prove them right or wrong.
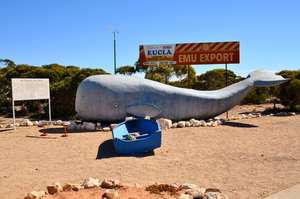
[24,178,229,199]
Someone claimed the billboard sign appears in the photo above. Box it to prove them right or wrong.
[12,78,50,101]
[11,78,51,129]
[138,41,240,66]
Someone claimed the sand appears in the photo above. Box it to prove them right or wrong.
[0,104,299,199]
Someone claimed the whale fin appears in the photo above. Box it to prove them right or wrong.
[247,70,289,87]
[126,104,161,118]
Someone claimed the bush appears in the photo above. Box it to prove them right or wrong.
[0,61,107,118]
[278,78,300,111]
[242,87,270,104]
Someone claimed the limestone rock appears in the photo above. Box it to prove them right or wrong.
[6,124,14,128]
[82,177,100,188]
[185,121,191,127]
[62,121,70,126]
[62,183,82,191]
[0,124,3,128]
[205,188,221,193]
[171,122,178,128]
[241,114,247,119]
[177,193,193,199]
[211,121,218,127]
[180,183,199,190]
[101,179,120,189]
[169,183,180,189]
[53,120,63,125]
[102,189,119,199]
[39,120,50,126]
[102,127,111,132]
[62,183,72,191]
[190,119,200,127]
[96,122,102,129]
[199,120,206,127]
[204,192,217,199]
[257,113,262,117]
[82,122,96,131]
[204,188,225,199]
[71,184,82,191]
[185,188,204,199]
[157,118,172,130]
[206,121,212,127]
[24,190,46,199]
[21,119,33,126]
[68,121,78,131]
[204,192,225,199]
[47,182,63,194]
[177,121,186,128]
[110,123,118,129]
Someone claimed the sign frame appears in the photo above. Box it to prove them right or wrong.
[11,78,52,130]
[138,41,240,66]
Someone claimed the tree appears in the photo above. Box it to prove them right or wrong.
[116,66,136,75]
[276,70,300,111]
[194,69,239,90]
[0,58,16,68]
[0,60,108,117]
[145,64,173,83]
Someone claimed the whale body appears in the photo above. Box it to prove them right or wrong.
[75,70,287,122]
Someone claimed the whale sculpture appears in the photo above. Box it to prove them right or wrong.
[75,70,287,122]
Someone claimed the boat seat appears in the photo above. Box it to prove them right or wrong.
[113,124,129,139]
[136,133,149,139]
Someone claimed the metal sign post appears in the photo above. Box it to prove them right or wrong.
[225,63,229,120]
[12,99,16,130]
[113,31,118,74]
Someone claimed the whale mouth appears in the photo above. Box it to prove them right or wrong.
[247,70,289,87]
[254,79,289,87]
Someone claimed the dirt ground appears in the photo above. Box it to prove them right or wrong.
[0,104,299,199]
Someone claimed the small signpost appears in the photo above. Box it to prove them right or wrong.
[138,41,240,119]
[11,78,51,130]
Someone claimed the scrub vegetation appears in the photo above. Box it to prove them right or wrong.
[0,58,299,118]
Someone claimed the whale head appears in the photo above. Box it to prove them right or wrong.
[247,70,289,87]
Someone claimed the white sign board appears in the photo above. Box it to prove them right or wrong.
[11,78,51,130]
[12,78,50,101]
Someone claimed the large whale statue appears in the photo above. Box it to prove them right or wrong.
[75,70,287,122]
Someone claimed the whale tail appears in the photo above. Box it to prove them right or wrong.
[247,70,289,87]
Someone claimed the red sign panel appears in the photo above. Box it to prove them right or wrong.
[138,41,240,66]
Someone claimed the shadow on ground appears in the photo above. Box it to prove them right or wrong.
[39,128,65,134]
[96,139,155,159]
[0,128,12,133]
[223,121,258,128]
[26,135,58,139]
[39,128,99,134]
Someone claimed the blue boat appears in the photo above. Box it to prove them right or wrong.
[112,118,161,155]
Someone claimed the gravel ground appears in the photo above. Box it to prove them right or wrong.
[0,104,299,199]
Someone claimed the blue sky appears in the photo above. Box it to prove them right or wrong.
[1,0,299,76]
